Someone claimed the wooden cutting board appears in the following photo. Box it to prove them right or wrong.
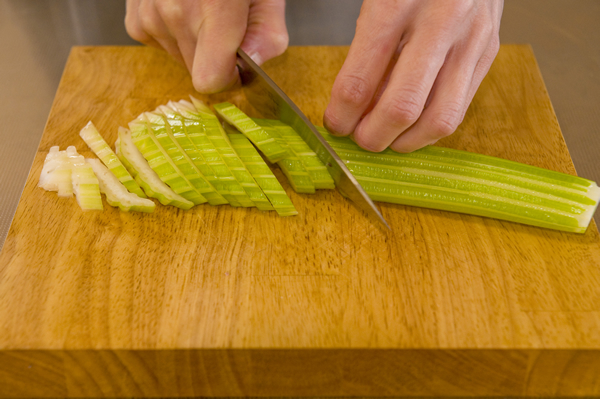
[1,45,600,398]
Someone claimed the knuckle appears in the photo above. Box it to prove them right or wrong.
[125,20,145,42]
[270,32,289,57]
[354,134,386,153]
[192,74,214,93]
[323,108,345,134]
[333,74,373,108]
[384,92,423,126]
[431,106,464,138]
[155,0,185,25]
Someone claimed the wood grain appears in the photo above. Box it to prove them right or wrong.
[0,45,599,397]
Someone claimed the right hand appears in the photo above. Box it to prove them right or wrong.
[125,0,289,93]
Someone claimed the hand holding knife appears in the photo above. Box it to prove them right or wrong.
[236,48,389,229]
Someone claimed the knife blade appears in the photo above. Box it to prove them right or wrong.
[236,48,389,229]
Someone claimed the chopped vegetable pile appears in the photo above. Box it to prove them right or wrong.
[39,96,600,233]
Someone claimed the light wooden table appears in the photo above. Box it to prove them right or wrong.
[0,45,599,397]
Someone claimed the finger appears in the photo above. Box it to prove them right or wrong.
[352,28,452,152]
[390,38,500,153]
[465,36,500,106]
[125,0,144,41]
[240,0,288,66]
[389,55,471,153]
[323,1,409,137]
[154,0,202,72]
[192,0,250,93]
[137,0,185,64]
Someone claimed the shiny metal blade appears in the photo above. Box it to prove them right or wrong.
[237,48,389,229]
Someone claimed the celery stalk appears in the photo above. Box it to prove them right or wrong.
[86,158,155,213]
[317,127,600,233]
[228,133,298,216]
[116,127,194,210]
[145,111,228,206]
[71,161,103,211]
[79,121,147,198]
[129,115,206,205]
[213,102,290,163]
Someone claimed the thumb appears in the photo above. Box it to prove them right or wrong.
[241,0,289,65]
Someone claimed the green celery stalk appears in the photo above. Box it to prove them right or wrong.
[116,127,194,210]
[129,115,206,206]
[228,133,298,216]
[145,111,228,206]
[318,127,600,233]
[86,158,155,213]
[213,102,290,163]
[79,121,147,198]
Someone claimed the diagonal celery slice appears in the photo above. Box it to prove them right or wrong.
[228,133,298,216]
[116,127,193,209]
[129,115,206,206]
[316,127,599,233]
[253,118,335,192]
[157,104,239,206]
[241,119,314,193]
[168,101,252,207]
[177,99,273,210]
[213,102,290,163]
[86,158,155,213]
[39,146,76,197]
[79,121,147,198]
[145,111,227,206]
[253,118,335,190]
[197,114,273,211]
[72,161,103,211]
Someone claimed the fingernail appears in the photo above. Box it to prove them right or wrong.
[247,51,263,66]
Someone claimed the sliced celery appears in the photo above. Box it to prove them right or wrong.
[145,111,227,206]
[129,115,206,205]
[79,121,147,198]
[317,127,600,233]
[168,101,251,207]
[117,127,194,210]
[228,133,298,216]
[198,114,273,211]
[39,146,77,197]
[261,124,315,193]
[213,102,290,163]
[86,158,155,213]
[176,100,273,210]
[158,103,239,206]
[253,118,336,191]
[71,161,103,211]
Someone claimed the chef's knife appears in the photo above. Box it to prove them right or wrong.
[236,48,389,229]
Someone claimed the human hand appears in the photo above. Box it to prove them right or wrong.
[323,0,503,153]
[125,0,288,93]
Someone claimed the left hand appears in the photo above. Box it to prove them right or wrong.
[323,0,504,153]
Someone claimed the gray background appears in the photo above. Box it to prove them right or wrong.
[1,0,599,250]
